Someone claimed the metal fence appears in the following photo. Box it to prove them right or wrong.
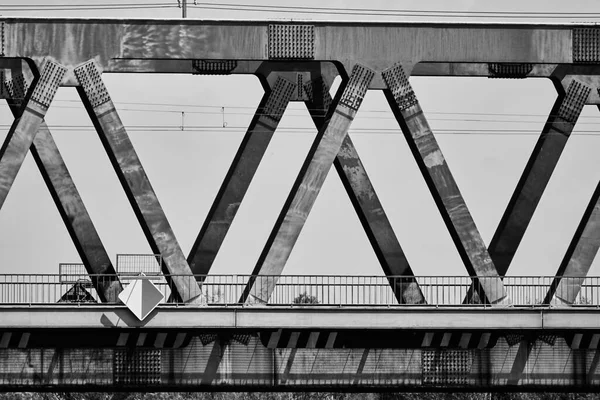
[1,274,600,306]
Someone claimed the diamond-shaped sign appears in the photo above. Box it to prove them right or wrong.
[118,274,164,320]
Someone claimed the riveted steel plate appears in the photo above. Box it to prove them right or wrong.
[488,63,533,78]
[573,28,600,63]
[268,24,315,60]
[74,60,111,108]
[30,60,66,109]
[114,349,161,385]
[422,349,472,386]
[263,76,295,122]
[192,59,238,75]
[5,73,27,101]
[304,76,332,111]
[340,64,375,111]
[558,80,590,123]
[382,64,418,111]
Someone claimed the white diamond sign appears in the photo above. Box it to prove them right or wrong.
[119,274,164,320]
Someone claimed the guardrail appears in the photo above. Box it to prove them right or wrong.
[1,274,599,306]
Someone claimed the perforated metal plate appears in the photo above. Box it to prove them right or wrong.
[558,80,591,124]
[422,349,472,386]
[30,61,66,109]
[573,28,600,63]
[262,76,295,123]
[382,64,418,111]
[268,25,315,60]
[74,60,111,108]
[114,349,161,385]
[340,64,375,111]
[192,60,238,75]
[488,63,533,78]
[5,73,27,102]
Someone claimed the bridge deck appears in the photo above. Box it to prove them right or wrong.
[1,304,599,330]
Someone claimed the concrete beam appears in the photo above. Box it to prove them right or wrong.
[3,71,121,302]
[74,60,201,303]
[1,305,599,330]
[242,64,375,303]
[383,63,507,305]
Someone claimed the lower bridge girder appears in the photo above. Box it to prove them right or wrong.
[1,330,600,391]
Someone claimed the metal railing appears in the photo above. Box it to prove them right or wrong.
[1,274,600,307]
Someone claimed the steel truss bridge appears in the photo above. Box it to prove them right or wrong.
[2,17,600,391]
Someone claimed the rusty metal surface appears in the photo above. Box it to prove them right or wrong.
[74,60,200,303]
[383,63,507,304]
[243,64,375,303]
[4,73,121,303]
[187,74,296,277]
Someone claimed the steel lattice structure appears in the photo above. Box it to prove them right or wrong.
[3,18,600,390]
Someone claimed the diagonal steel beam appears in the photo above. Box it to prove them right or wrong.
[241,64,376,304]
[382,63,508,305]
[463,78,592,304]
[545,178,600,305]
[74,60,201,303]
[304,76,424,304]
[3,71,121,303]
[187,75,296,277]
[0,60,66,211]
[489,79,591,276]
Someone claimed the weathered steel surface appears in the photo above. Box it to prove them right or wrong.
[489,78,591,276]
[74,60,201,303]
[4,73,121,303]
[304,77,425,304]
[547,182,600,304]
[383,63,507,304]
[243,64,375,303]
[0,60,66,211]
[2,18,574,73]
[187,75,296,277]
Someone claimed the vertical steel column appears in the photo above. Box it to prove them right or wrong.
[242,64,375,303]
[382,63,507,304]
[4,72,121,302]
[489,80,591,275]
[0,60,66,210]
[187,76,296,277]
[74,60,201,303]
[304,77,424,304]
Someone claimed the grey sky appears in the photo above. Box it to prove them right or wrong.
[2,0,600,280]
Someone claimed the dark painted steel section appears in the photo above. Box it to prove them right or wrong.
[0,61,66,212]
[74,60,201,303]
[304,76,424,304]
[242,64,376,304]
[187,75,296,277]
[4,73,121,303]
[489,79,592,276]
[383,63,507,304]
[545,180,600,304]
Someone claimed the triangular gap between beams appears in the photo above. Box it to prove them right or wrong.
[410,76,556,277]
[46,86,154,270]
[102,74,264,259]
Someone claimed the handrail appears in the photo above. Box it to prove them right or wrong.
[0,274,598,307]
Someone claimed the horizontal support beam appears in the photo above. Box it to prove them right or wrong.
[2,306,599,330]
[3,18,577,74]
